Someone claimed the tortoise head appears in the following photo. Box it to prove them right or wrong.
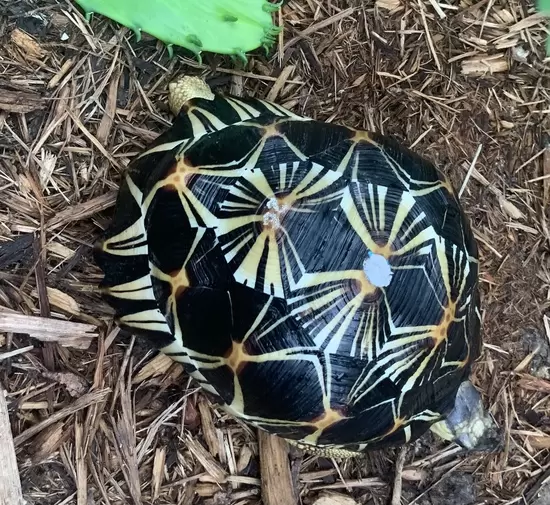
[168,76,215,116]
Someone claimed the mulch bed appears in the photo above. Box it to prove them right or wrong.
[1,0,549,504]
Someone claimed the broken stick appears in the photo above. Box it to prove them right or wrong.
[258,431,296,505]
[0,386,25,505]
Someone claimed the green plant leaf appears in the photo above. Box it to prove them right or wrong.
[74,0,282,59]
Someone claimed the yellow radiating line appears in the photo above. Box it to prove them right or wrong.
[242,297,273,342]
[193,107,228,131]
[279,162,287,190]
[377,186,387,231]
[187,110,209,138]
[298,169,342,199]
[349,309,366,357]
[378,149,411,188]
[223,232,255,263]
[392,227,438,257]
[220,201,257,211]
[228,185,262,204]
[103,220,147,257]
[106,275,154,300]
[288,160,300,186]
[345,144,359,178]
[339,189,380,252]
[348,347,412,404]
[225,97,262,119]
[287,283,340,305]
[323,299,362,354]
[137,139,187,159]
[400,211,425,242]
[291,287,344,318]
[264,235,284,297]
[280,135,309,161]
[255,314,293,341]
[434,237,452,297]
[410,182,446,197]
[246,168,275,198]
[362,309,376,360]
[389,351,426,381]
[368,184,377,230]
[290,162,324,196]
[216,214,262,235]
[294,269,364,290]
[382,331,432,350]
[356,182,373,230]
[228,376,245,415]
[387,192,415,244]
[233,232,268,289]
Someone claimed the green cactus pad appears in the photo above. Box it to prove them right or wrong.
[73,0,282,60]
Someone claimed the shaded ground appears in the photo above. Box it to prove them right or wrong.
[1,0,549,504]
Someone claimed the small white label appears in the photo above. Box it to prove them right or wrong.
[363,252,393,287]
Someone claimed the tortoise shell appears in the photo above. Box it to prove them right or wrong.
[95,82,481,454]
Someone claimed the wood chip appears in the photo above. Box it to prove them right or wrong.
[266,65,295,102]
[237,444,254,474]
[461,54,509,75]
[391,447,408,505]
[0,88,45,114]
[97,68,121,144]
[464,163,525,219]
[0,308,97,349]
[114,383,141,505]
[27,422,66,464]
[0,234,34,268]
[47,58,74,89]
[376,0,403,11]
[529,436,550,449]
[46,242,76,260]
[0,387,24,505]
[11,28,46,59]
[14,388,110,446]
[258,431,296,505]
[312,492,359,505]
[543,135,550,205]
[198,396,220,458]
[42,371,88,398]
[132,353,174,384]
[46,190,117,231]
[75,417,87,505]
[31,287,81,316]
[151,447,166,501]
[185,434,227,483]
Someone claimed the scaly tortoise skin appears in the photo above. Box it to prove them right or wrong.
[94,76,483,455]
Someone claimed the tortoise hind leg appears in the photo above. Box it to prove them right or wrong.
[430,380,501,451]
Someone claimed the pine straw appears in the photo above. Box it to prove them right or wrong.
[1,0,549,504]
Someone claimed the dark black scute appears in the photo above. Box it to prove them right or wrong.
[277,119,353,157]
[175,287,234,356]
[146,187,196,273]
[200,366,236,406]
[126,143,181,196]
[184,124,264,168]
[94,249,150,291]
[348,144,409,189]
[240,359,326,422]
[386,253,446,329]
[372,132,441,183]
